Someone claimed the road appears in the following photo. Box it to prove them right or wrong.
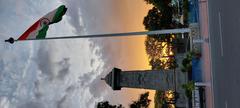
[208,0,240,108]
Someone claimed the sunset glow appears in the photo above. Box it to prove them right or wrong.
[149,34,176,69]
[160,42,175,69]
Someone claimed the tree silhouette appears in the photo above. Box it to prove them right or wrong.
[143,6,184,32]
[97,92,151,108]
[130,92,151,108]
[97,101,123,108]
[143,5,184,70]
[145,36,176,69]
[145,36,164,60]
[143,7,173,31]
[143,0,171,11]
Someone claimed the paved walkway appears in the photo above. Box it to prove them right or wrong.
[198,0,214,108]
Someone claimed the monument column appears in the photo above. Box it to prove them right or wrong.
[102,67,175,91]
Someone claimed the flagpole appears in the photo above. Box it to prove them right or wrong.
[5,28,190,44]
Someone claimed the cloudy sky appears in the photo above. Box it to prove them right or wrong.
[0,0,154,108]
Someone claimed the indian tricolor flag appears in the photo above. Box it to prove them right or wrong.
[18,5,67,40]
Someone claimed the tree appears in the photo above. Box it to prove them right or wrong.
[97,101,123,108]
[143,0,182,22]
[130,92,151,108]
[181,52,193,73]
[143,0,172,11]
[183,0,190,25]
[143,7,173,31]
[143,6,185,32]
[97,92,151,108]
[145,36,164,59]
[145,36,177,69]
[154,90,165,108]
[182,81,194,99]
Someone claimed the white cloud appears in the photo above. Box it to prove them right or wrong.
[0,1,97,108]
[0,0,154,108]
[0,97,10,108]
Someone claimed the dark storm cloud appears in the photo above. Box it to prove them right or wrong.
[75,34,125,99]
[0,60,4,72]
[35,44,71,80]
[17,101,45,108]
[34,80,43,99]
[90,59,95,67]
[62,1,126,96]
[77,60,112,98]
[65,84,76,93]
[56,58,71,80]
[88,75,108,98]
[56,95,67,108]
[35,44,54,80]
[78,71,94,87]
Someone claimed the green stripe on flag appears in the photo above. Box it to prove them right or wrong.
[52,5,66,23]
[36,25,49,39]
